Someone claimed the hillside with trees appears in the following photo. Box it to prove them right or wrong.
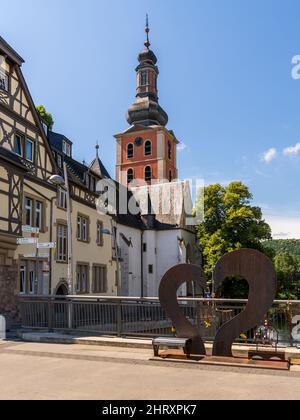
[263,239,300,260]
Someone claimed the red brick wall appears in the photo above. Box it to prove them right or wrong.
[165,132,177,181]
[120,131,158,183]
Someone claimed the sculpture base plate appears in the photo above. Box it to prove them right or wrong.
[153,350,290,371]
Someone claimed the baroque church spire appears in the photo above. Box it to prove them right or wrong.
[126,15,169,127]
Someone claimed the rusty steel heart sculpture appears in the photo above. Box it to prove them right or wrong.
[159,248,277,358]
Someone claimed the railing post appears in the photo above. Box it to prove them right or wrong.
[68,299,73,330]
[48,298,53,332]
[117,299,122,337]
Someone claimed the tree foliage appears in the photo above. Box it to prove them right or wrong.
[274,253,300,300]
[35,105,54,130]
[196,182,272,284]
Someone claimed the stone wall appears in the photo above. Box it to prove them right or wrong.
[0,248,19,329]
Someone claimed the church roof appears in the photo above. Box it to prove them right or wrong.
[89,156,111,179]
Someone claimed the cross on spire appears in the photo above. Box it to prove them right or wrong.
[95,141,100,158]
[144,13,150,49]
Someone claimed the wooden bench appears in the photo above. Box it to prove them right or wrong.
[152,337,193,359]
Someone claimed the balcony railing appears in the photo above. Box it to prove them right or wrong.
[19,295,300,347]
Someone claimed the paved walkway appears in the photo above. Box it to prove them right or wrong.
[0,340,300,400]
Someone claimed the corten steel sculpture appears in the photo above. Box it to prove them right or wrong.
[159,264,207,356]
[212,249,277,358]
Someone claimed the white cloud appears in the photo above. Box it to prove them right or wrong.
[264,215,300,239]
[261,148,278,163]
[177,143,187,152]
[283,142,300,157]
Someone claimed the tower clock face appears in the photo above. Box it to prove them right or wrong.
[135,137,143,147]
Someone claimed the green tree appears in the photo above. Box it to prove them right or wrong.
[196,182,272,295]
[35,105,54,130]
[274,253,300,300]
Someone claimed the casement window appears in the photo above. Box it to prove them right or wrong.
[29,270,35,295]
[19,261,37,295]
[14,135,35,162]
[0,68,9,92]
[127,143,134,159]
[85,174,96,192]
[25,197,33,227]
[96,221,104,246]
[144,166,152,182]
[15,135,23,157]
[145,140,152,156]
[92,265,107,293]
[140,70,148,86]
[24,196,44,229]
[26,139,34,162]
[76,264,89,294]
[57,187,67,210]
[77,215,89,242]
[57,224,68,263]
[35,201,43,229]
[62,140,71,157]
[148,265,154,274]
[143,243,147,253]
[19,265,26,294]
[127,168,134,184]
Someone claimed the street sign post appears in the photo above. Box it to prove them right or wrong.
[22,226,40,234]
[17,238,38,245]
[37,243,56,250]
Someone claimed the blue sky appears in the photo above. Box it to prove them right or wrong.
[2,0,300,238]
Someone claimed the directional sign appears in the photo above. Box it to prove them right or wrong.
[23,253,49,259]
[37,242,56,250]
[39,253,50,259]
[22,226,40,234]
[17,238,38,245]
[23,253,36,258]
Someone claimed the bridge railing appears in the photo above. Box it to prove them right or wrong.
[19,295,300,347]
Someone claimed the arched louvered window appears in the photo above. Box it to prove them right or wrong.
[127,143,134,159]
[145,166,152,182]
[145,140,152,156]
[127,169,134,184]
[168,141,172,160]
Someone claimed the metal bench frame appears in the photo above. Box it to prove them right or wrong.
[152,337,193,359]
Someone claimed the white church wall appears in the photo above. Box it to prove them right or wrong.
[142,230,158,297]
[116,224,142,297]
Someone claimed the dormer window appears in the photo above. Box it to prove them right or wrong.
[0,68,9,92]
[62,140,71,157]
[57,154,63,169]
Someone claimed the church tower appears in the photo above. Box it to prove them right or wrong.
[115,16,179,187]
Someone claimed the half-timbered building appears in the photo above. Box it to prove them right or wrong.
[0,36,118,326]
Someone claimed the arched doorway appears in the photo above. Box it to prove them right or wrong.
[55,283,68,296]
